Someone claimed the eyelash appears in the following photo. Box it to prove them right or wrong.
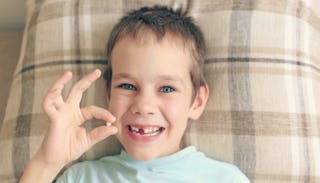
[118,83,136,90]
[118,84,175,93]
[159,86,175,93]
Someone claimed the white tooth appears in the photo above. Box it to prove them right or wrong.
[131,126,139,132]
[106,122,111,127]
[144,128,152,134]
[152,127,160,132]
[143,133,154,136]
[129,125,163,136]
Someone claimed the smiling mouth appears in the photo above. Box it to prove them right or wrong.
[128,125,165,136]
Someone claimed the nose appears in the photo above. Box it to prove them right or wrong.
[130,92,156,116]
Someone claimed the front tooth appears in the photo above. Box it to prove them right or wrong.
[152,127,160,132]
[144,128,152,134]
[131,126,139,132]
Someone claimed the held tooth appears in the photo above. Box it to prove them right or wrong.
[106,122,112,127]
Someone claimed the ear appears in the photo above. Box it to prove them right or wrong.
[188,84,209,120]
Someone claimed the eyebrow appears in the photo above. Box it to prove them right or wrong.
[112,73,135,81]
[113,73,186,85]
[156,75,185,84]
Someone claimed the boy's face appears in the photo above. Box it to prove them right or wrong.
[107,33,206,161]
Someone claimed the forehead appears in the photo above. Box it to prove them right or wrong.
[110,32,193,80]
[112,31,192,64]
[114,28,193,56]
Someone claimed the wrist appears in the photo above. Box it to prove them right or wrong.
[19,154,65,183]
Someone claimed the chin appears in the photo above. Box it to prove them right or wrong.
[127,148,159,161]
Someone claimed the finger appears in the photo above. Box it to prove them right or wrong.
[66,69,101,105]
[80,105,116,125]
[86,125,118,148]
[42,71,73,115]
[42,99,57,117]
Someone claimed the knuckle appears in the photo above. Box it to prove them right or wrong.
[74,83,86,93]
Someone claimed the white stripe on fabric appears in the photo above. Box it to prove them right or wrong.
[312,137,320,175]
[63,1,72,61]
[285,74,300,177]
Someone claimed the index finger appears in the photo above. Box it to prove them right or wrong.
[66,69,101,105]
[42,71,73,113]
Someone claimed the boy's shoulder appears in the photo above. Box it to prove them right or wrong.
[56,146,250,183]
[170,146,250,182]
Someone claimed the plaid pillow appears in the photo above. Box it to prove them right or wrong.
[1,0,319,182]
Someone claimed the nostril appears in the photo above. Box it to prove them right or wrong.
[131,97,156,115]
[134,111,154,115]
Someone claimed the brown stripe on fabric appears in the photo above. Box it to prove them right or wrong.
[23,14,38,67]
[27,0,45,30]
[198,0,320,33]
[74,0,81,63]
[206,57,320,73]
[250,47,320,67]
[208,46,320,67]
[12,0,44,179]
[29,113,49,136]
[292,0,320,33]
[295,2,311,181]
[0,175,16,182]
[27,1,320,34]
[248,64,320,80]
[204,60,320,81]
[33,49,106,62]
[228,2,256,173]
[16,57,320,78]
[250,0,320,34]
[27,113,109,136]
[1,113,49,141]
[73,0,84,81]
[193,111,320,137]
[250,173,320,182]
[16,60,107,75]
[12,73,34,178]
[13,116,32,179]
[30,1,123,27]
[74,0,87,108]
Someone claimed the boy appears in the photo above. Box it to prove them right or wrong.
[20,6,250,183]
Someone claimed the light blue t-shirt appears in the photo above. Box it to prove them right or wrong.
[56,146,250,183]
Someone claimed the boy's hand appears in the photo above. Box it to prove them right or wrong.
[38,69,117,166]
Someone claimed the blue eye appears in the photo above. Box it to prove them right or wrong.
[119,83,136,90]
[160,86,175,93]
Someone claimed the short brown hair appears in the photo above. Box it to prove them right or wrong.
[104,5,206,94]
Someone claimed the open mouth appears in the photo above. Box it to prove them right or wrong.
[128,125,165,137]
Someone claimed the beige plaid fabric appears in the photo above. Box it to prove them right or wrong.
[0,0,319,182]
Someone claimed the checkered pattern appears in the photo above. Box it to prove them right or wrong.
[0,0,319,182]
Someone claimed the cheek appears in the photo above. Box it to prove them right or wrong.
[162,98,190,123]
[108,96,129,116]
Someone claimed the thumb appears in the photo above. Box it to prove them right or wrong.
[86,125,118,147]
[80,106,116,125]
[80,105,118,147]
